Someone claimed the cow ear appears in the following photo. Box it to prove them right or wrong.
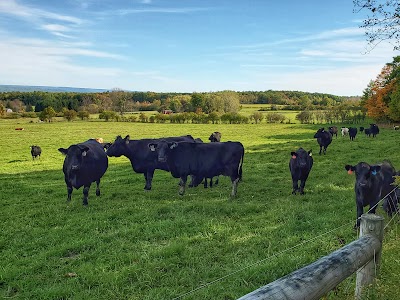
[169,142,178,149]
[58,148,68,155]
[291,152,297,159]
[370,166,381,175]
[148,143,157,151]
[345,165,355,174]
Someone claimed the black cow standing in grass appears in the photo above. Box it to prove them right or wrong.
[30,145,42,160]
[106,135,195,190]
[289,148,313,195]
[345,161,397,228]
[148,141,244,197]
[348,127,357,141]
[58,139,108,205]
[370,124,380,137]
[314,128,332,155]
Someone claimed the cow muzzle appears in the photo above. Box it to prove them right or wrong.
[158,157,167,163]
[71,165,80,171]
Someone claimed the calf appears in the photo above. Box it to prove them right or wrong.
[328,126,338,138]
[345,161,396,227]
[341,127,349,137]
[348,127,357,141]
[364,128,371,137]
[148,141,244,197]
[30,145,42,160]
[289,148,313,195]
[58,139,108,205]
[313,128,332,155]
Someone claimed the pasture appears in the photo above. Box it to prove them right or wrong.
[1,119,399,299]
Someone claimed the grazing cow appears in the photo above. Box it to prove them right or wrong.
[359,126,364,132]
[393,125,399,130]
[148,141,244,197]
[328,126,338,138]
[58,139,108,205]
[30,145,42,160]
[345,161,397,228]
[289,148,313,195]
[369,124,380,137]
[106,135,195,190]
[364,128,371,137]
[15,127,24,131]
[348,127,357,141]
[313,128,332,155]
[341,127,349,137]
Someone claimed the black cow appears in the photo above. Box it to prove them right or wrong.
[289,148,313,195]
[364,128,371,137]
[370,124,380,137]
[348,127,357,141]
[58,139,108,205]
[148,141,244,197]
[30,145,42,160]
[345,161,397,228]
[106,135,195,190]
[328,126,338,138]
[359,126,364,132]
[314,128,332,155]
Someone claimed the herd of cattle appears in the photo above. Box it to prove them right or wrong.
[28,123,399,228]
[290,123,399,228]
[55,132,244,206]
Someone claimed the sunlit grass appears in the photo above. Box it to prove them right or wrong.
[0,118,399,299]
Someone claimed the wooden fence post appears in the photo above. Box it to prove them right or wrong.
[355,213,384,299]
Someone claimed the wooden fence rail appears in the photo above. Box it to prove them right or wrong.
[237,214,384,300]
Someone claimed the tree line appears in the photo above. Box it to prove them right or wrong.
[0,89,354,116]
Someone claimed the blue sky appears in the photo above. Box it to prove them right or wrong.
[0,0,399,96]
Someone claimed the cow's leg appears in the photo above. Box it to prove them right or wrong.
[299,179,307,195]
[144,169,155,190]
[292,179,299,194]
[82,184,91,206]
[179,176,187,195]
[323,146,327,155]
[203,178,208,188]
[355,202,364,228]
[231,177,239,197]
[67,184,73,202]
[95,179,101,196]
[319,145,322,155]
[214,176,219,185]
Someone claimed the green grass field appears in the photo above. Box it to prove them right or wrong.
[1,118,399,299]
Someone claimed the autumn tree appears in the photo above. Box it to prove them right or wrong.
[39,106,56,122]
[63,109,77,121]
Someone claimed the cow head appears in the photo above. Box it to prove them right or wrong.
[313,128,325,138]
[209,132,221,142]
[106,135,129,157]
[291,148,312,168]
[148,141,178,162]
[345,162,381,187]
[59,145,90,171]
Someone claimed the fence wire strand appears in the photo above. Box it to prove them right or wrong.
[173,184,399,300]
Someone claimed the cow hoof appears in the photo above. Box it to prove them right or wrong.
[96,190,100,196]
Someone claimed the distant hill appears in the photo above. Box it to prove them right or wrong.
[0,85,109,93]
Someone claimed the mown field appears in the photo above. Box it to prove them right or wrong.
[1,118,399,300]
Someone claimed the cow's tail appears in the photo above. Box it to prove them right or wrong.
[238,150,244,182]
